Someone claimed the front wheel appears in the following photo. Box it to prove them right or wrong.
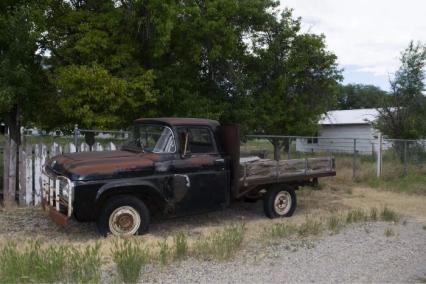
[96,195,150,236]
[263,185,297,218]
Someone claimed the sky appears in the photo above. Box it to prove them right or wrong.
[279,0,426,91]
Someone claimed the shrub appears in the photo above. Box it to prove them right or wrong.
[111,238,149,283]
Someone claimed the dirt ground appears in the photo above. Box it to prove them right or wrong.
[0,181,425,253]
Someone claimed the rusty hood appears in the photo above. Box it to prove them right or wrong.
[46,150,159,181]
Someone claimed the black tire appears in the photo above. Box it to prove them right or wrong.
[263,185,297,218]
[96,195,150,236]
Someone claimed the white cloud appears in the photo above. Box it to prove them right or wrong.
[279,0,426,77]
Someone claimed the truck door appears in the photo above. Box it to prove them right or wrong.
[172,126,228,215]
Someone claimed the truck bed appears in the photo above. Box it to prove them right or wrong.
[239,156,335,188]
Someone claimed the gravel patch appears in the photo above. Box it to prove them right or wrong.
[141,220,426,283]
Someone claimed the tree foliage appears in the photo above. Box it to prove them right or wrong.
[336,84,388,110]
[376,41,426,139]
[3,0,341,138]
[0,0,48,141]
[246,9,342,158]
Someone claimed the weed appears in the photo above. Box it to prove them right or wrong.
[269,223,297,238]
[68,242,102,283]
[327,215,343,234]
[173,232,188,260]
[380,207,400,222]
[422,225,426,230]
[158,238,171,266]
[384,228,395,237]
[0,241,101,283]
[345,209,367,224]
[111,238,149,283]
[369,208,378,221]
[194,224,245,261]
[416,273,426,283]
[297,219,323,237]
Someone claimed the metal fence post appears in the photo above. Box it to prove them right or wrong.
[377,133,382,178]
[73,124,79,152]
[403,140,408,176]
[352,138,357,180]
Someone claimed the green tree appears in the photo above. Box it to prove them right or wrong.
[0,0,47,143]
[0,0,49,206]
[247,9,342,159]
[152,0,277,128]
[376,41,426,139]
[42,0,160,130]
[336,84,388,110]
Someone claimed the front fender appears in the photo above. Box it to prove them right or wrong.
[95,179,163,202]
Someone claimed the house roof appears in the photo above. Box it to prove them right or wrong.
[319,109,379,125]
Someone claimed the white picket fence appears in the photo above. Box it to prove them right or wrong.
[4,141,118,206]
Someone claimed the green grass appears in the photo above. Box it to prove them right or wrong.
[158,238,171,266]
[297,219,323,237]
[269,223,297,238]
[416,273,426,283]
[111,238,150,283]
[194,224,245,261]
[366,174,426,194]
[384,227,395,237]
[327,215,344,234]
[380,206,400,222]
[0,241,102,283]
[346,208,368,224]
[173,232,188,260]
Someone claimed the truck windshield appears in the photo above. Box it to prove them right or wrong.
[123,125,176,153]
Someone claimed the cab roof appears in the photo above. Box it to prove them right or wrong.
[134,117,220,128]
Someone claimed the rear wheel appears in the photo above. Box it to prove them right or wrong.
[263,185,297,218]
[96,195,150,236]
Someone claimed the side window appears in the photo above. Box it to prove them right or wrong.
[178,127,216,154]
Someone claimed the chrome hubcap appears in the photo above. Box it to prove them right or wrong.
[274,191,292,215]
[109,206,141,236]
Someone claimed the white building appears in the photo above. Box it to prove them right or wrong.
[296,109,384,155]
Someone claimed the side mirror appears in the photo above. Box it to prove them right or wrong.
[180,131,190,158]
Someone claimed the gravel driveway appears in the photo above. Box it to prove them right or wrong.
[142,220,426,283]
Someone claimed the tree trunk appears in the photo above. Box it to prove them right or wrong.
[271,138,282,161]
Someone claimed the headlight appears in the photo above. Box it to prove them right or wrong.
[58,177,74,201]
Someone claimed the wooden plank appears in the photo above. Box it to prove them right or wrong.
[93,142,103,151]
[7,139,17,207]
[105,142,117,151]
[3,137,10,201]
[80,142,90,152]
[34,144,42,205]
[239,157,333,182]
[25,144,33,205]
[64,142,76,153]
[18,143,26,205]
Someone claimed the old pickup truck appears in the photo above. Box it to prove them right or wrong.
[42,118,335,236]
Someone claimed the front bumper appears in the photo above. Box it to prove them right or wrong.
[42,170,74,226]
